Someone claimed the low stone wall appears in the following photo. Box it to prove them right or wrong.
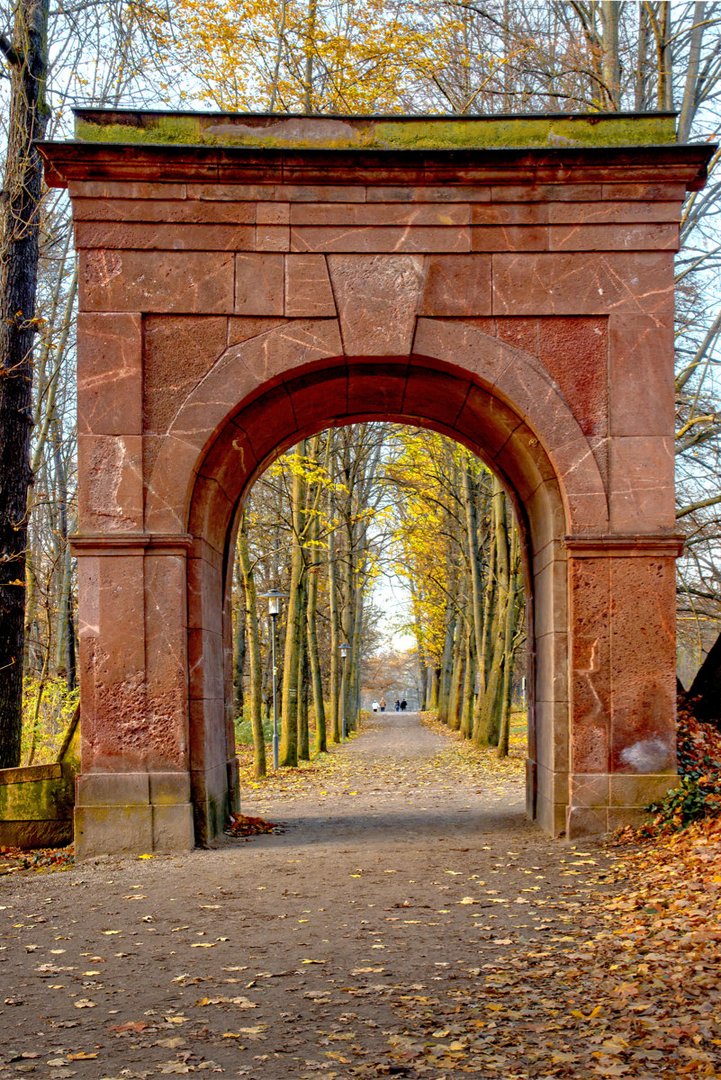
[0,762,76,850]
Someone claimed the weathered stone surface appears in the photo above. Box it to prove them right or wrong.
[329,254,424,355]
[285,254,336,316]
[292,225,471,253]
[609,314,675,436]
[235,253,284,315]
[77,434,143,532]
[77,312,142,435]
[80,250,235,313]
[143,316,228,433]
[75,221,254,250]
[420,255,491,316]
[492,251,674,316]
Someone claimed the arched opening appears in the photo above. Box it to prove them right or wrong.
[180,351,578,843]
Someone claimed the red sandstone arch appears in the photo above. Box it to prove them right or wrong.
[42,110,706,856]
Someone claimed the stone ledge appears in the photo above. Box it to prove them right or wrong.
[564,533,685,557]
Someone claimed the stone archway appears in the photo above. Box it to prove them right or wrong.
[40,110,712,856]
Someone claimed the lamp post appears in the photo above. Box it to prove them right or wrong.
[339,641,350,741]
[261,589,288,770]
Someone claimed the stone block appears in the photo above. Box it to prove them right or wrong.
[257,202,289,225]
[188,628,226,702]
[0,762,75,850]
[69,180,187,200]
[472,204,547,225]
[75,804,153,858]
[609,557,677,775]
[491,183,603,203]
[420,255,491,316]
[292,225,471,253]
[144,555,190,770]
[285,254,336,316]
[345,363,407,416]
[471,225,549,251]
[235,253,284,315]
[455,386,521,458]
[0,819,72,850]
[144,432,203,534]
[77,434,143,532]
[366,185,490,203]
[549,201,681,225]
[188,475,234,553]
[256,224,290,251]
[73,197,255,223]
[75,221,254,251]
[609,314,674,436]
[143,316,228,433]
[329,254,424,356]
[77,313,142,435]
[569,557,611,773]
[152,803,195,850]
[537,318,608,438]
[533,557,567,638]
[535,631,569,715]
[566,805,608,838]
[76,772,150,806]
[609,436,675,531]
[291,203,470,226]
[79,250,235,313]
[227,316,287,345]
[492,251,674,317]
[549,222,678,251]
[569,772,610,808]
[526,481,566,556]
[609,773,677,807]
[402,365,471,427]
[150,771,192,805]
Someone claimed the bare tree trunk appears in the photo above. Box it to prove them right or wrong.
[460,623,475,739]
[238,516,266,778]
[0,0,50,768]
[233,549,246,719]
[677,2,705,142]
[600,0,621,107]
[280,442,307,767]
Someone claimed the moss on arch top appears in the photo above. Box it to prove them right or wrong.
[73,108,677,151]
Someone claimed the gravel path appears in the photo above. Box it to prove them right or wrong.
[0,713,615,1079]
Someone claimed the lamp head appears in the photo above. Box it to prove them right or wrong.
[260,588,289,616]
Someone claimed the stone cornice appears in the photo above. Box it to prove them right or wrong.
[38,140,713,192]
[71,533,193,556]
[564,534,685,558]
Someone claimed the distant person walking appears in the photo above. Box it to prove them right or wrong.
[395,700,401,712]
[372,700,379,713]
[400,699,407,711]
[379,698,386,712]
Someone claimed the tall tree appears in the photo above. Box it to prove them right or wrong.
[0,0,49,768]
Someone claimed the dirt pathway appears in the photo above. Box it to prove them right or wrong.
[0,714,682,1078]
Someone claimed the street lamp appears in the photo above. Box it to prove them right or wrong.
[339,641,350,741]
[261,589,289,770]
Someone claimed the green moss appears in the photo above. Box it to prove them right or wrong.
[75,115,204,146]
[74,112,677,151]
[0,766,74,821]
[373,115,676,149]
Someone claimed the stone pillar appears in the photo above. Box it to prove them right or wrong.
[71,536,195,857]
[566,536,682,837]
[72,309,194,857]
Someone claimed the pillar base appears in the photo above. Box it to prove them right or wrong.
[566,772,677,838]
[74,771,195,858]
